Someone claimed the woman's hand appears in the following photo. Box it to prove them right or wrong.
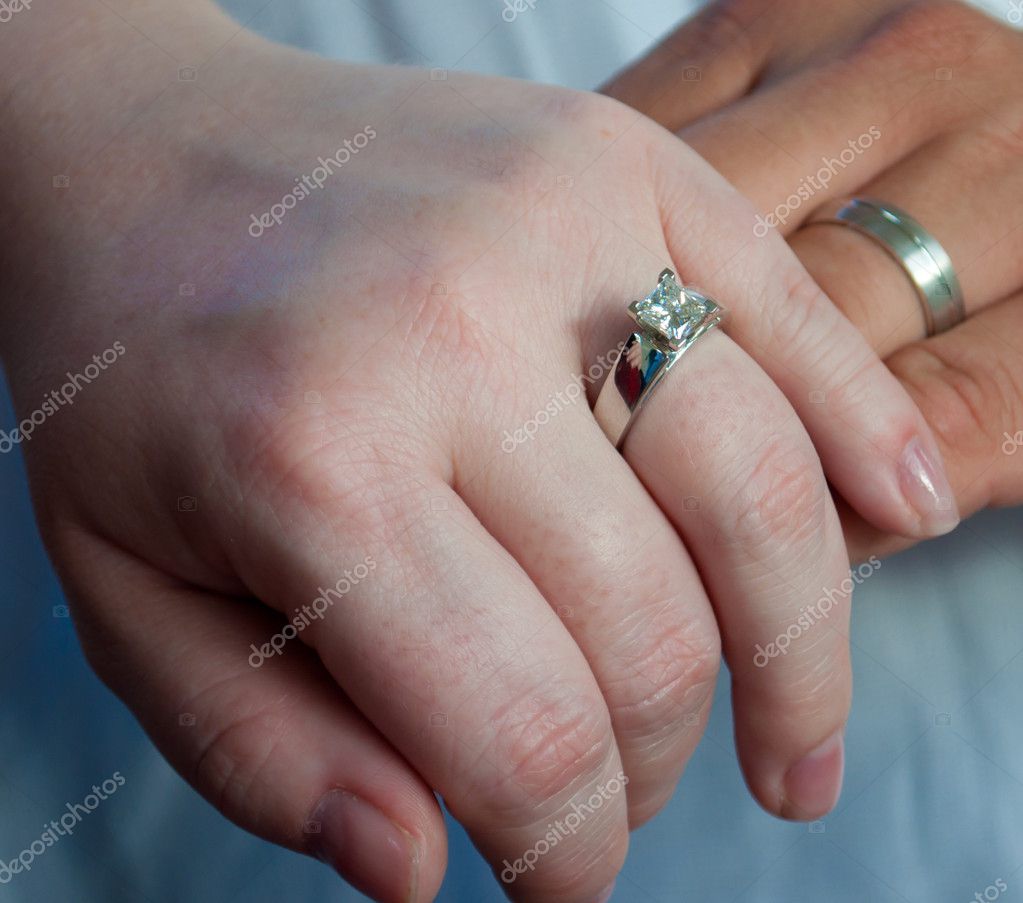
[0,2,955,899]
[604,0,1023,562]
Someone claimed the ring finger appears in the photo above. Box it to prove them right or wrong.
[598,321,854,821]
[794,128,1023,355]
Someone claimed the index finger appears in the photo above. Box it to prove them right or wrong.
[241,474,628,903]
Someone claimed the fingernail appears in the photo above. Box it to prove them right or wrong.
[589,880,616,903]
[782,730,844,820]
[308,789,421,903]
[898,437,959,536]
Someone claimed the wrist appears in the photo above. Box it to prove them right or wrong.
[0,0,249,160]
[0,2,286,361]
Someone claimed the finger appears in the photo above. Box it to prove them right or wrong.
[51,527,446,903]
[466,394,720,828]
[601,0,909,133]
[843,291,1023,562]
[239,471,628,903]
[680,2,1004,232]
[793,129,1023,356]
[623,329,852,821]
[600,3,771,130]
[632,125,961,539]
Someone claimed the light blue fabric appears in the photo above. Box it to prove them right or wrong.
[2,2,1022,900]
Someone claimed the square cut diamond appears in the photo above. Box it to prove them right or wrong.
[629,271,709,349]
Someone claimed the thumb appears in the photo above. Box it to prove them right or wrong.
[843,292,1023,562]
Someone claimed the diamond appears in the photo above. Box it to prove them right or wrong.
[629,270,709,350]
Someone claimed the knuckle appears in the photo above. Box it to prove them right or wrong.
[190,695,290,823]
[726,435,829,554]
[818,349,894,418]
[605,603,719,743]
[863,1,988,64]
[242,414,429,548]
[480,683,616,817]
[891,341,1022,462]
[692,0,761,69]
[511,86,641,163]
[759,653,851,734]
[759,268,837,356]
[784,643,853,717]
[974,107,1023,160]
[836,1,1015,129]
[551,87,638,133]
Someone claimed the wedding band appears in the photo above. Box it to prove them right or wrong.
[810,198,964,336]
[594,268,726,449]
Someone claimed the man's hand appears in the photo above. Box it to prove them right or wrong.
[604,0,1023,562]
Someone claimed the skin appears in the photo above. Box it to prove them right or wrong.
[604,0,1023,561]
[0,1,969,901]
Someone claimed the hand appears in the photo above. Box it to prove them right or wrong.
[604,0,1023,562]
[0,2,953,900]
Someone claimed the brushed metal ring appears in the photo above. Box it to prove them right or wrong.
[810,197,965,336]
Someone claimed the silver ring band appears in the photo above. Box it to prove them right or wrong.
[594,268,726,449]
[810,197,964,336]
